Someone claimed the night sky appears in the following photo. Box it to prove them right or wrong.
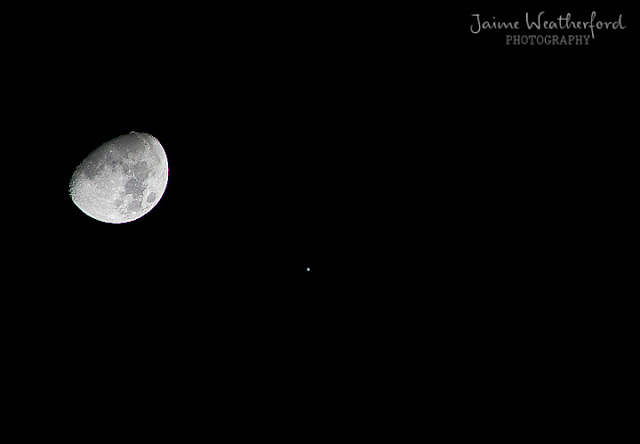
[41,5,374,283]
[5,2,635,433]
[17,0,635,331]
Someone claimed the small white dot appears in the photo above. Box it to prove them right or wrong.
[306,267,311,271]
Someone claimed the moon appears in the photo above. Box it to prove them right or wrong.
[69,132,169,223]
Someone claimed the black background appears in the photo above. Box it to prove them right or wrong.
[5,1,636,437]
[435,2,636,433]
[451,3,635,291]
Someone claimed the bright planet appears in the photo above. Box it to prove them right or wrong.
[69,132,169,223]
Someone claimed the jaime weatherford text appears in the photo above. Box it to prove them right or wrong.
[471,11,626,45]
